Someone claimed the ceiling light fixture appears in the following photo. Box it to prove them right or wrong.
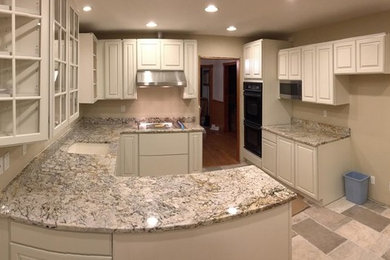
[146,21,157,28]
[227,26,237,32]
[82,5,92,12]
[205,4,218,13]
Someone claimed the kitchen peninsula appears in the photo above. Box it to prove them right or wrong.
[0,118,296,260]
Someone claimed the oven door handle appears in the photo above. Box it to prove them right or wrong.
[244,92,262,97]
[244,120,262,130]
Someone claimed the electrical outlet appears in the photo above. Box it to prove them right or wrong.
[22,144,27,156]
[3,152,9,171]
[371,176,376,184]
[0,156,3,175]
[323,110,328,117]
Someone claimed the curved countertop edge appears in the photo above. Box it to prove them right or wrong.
[0,195,296,234]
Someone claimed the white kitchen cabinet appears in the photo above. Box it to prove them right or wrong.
[295,142,318,199]
[243,40,262,79]
[356,34,389,73]
[0,0,49,146]
[123,39,137,99]
[140,155,189,176]
[316,43,334,105]
[262,138,277,177]
[79,33,98,104]
[276,137,295,187]
[161,39,184,70]
[301,45,316,102]
[137,39,160,70]
[104,40,123,99]
[189,132,203,173]
[278,47,301,80]
[334,40,356,74]
[119,134,138,176]
[183,40,198,99]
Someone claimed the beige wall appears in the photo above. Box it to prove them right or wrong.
[82,34,248,124]
[290,10,390,205]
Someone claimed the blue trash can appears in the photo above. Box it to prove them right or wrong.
[344,171,369,204]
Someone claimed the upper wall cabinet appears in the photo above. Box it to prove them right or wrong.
[183,40,198,99]
[137,39,184,71]
[334,33,390,74]
[104,40,123,99]
[278,48,301,80]
[244,40,262,79]
[79,33,98,104]
[123,39,137,99]
[0,0,49,146]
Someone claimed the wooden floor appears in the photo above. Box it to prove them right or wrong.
[203,129,239,168]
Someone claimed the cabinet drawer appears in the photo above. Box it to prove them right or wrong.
[11,243,112,260]
[11,222,112,256]
[262,130,276,143]
[140,155,188,176]
[139,133,188,155]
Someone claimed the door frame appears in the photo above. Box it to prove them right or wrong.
[199,57,241,162]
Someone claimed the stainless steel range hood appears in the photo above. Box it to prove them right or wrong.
[136,70,187,88]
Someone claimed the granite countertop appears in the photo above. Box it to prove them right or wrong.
[0,118,296,234]
[262,118,351,147]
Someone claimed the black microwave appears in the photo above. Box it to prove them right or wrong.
[279,80,302,100]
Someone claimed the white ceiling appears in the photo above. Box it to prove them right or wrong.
[74,0,390,37]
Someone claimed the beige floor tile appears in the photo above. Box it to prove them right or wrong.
[329,241,383,260]
[326,197,355,214]
[335,220,381,250]
[363,200,387,214]
[343,205,390,232]
[292,211,310,225]
[305,206,351,231]
[383,248,390,260]
[367,233,390,257]
[292,235,330,260]
[382,209,390,219]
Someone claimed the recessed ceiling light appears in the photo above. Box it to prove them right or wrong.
[205,4,218,13]
[146,21,157,28]
[83,5,92,12]
[227,26,237,32]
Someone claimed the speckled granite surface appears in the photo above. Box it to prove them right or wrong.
[262,118,351,147]
[0,118,295,233]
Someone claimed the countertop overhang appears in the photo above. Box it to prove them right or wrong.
[0,118,296,234]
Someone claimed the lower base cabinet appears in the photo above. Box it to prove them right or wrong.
[262,130,352,205]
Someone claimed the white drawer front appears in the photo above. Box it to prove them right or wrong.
[140,155,189,176]
[262,130,277,143]
[139,133,188,155]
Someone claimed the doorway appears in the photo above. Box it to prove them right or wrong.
[200,58,240,168]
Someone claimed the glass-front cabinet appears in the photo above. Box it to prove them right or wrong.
[0,0,49,146]
[51,0,79,136]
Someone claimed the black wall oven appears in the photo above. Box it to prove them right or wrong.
[244,82,262,157]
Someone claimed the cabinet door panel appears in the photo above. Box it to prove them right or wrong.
[334,40,356,74]
[104,40,122,99]
[288,48,301,80]
[295,143,318,199]
[140,155,188,176]
[356,36,384,73]
[161,40,183,70]
[278,50,288,80]
[262,139,276,176]
[137,39,160,70]
[189,132,203,173]
[251,42,262,79]
[120,134,138,176]
[276,137,294,187]
[301,45,316,102]
[243,45,252,78]
[316,44,334,104]
[123,40,137,99]
[183,40,198,99]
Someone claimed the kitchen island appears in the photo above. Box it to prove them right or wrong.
[0,118,296,260]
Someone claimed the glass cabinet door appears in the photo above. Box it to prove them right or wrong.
[0,0,48,146]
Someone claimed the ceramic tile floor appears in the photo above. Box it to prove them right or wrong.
[292,197,390,260]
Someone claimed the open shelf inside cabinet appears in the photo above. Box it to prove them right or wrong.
[0,100,13,136]
[0,58,12,97]
[0,0,11,11]
[15,59,40,97]
[16,99,39,135]
[15,15,41,57]
[0,12,12,56]
[15,0,41,15]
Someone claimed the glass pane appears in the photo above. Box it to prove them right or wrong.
[54,24,60,60]
[69,39,73,63]
[60,29,66,61]
[74,40,78,64]
[16,60,40,97]
[69,92,73,116]
[94,84,97,99]
[55,96,60,127]
[54,62,60,93]
[61,94,66,122]
[74,92,78,113]
[0,101,13,136]
[0,13,12,56]
[0,0,11,11]
[0,59,12,97]
[16,99,39,134]
[74,14,78,39]
[54,0,60,23]
[69,65,73,90]
[69,8,74,37]
[61,63,66,92]
[15,16,41,57]
[15,0,40,15]
[61,0,66,27]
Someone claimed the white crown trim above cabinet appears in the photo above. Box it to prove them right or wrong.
[244,40,262,80]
